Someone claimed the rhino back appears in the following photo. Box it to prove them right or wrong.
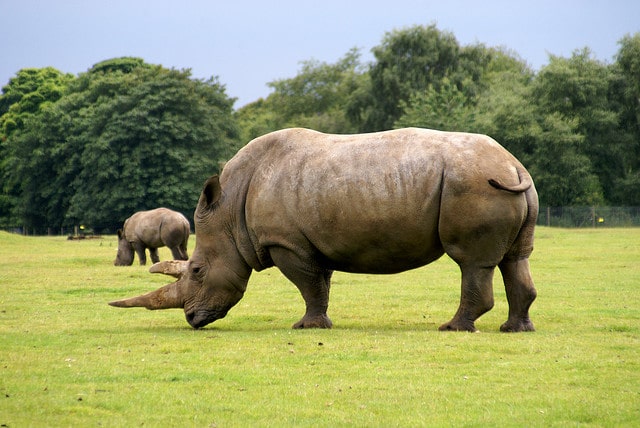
[126,208,178,247]
[159,211,190,247]
[225,128,527,273]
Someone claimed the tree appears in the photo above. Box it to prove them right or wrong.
[471,50,537,163]
[609,33,640,204]
[87,56,148,75]
[236,48,366,141]
[532,49,619,204]
[394,46,537,162]
[3,58,240,232]
[528,113,603,206]
[394,77,476,131]
[393,44,609,206]
[0,67,73,228]
[0,67,73,131]
[3,102,76,231]
[353,24,462,131]
[234,98,279,144]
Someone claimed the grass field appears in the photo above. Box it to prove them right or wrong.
[0,227,638,426]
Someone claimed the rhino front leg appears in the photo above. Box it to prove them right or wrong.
[270,247,333,329]
[498,258,536,332]
[439,265,495,332]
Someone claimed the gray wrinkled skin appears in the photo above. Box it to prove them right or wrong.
[114,208,190,266]
[110,128,538,333]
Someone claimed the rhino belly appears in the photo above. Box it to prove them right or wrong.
[312,217,444,274]
[252,198,444,274]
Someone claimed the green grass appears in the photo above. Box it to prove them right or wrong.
[0,228,638,426]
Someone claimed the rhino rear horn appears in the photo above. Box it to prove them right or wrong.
[108,281,184,310]
[149,260,189,278]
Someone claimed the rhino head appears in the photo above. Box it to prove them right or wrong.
[109,175,252,328]
[114,229,135,266]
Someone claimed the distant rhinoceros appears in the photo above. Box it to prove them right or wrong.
[114,208,190,266]
[110,128,538,332]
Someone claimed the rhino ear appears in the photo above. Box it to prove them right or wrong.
[201,175,222,208]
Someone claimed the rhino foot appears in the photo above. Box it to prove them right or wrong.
[438,320,477,332]
[293,314,333,329]
[500,318,535,332]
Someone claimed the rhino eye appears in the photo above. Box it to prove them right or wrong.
[190,265,205,281]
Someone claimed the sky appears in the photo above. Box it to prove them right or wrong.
[2,0,639,108]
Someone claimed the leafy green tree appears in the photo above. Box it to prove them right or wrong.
[3,58,239,232]
[528,113,603,206]
[609,33,640,204]
[3,102,76,231]
[0,67,73,134]
[394,77,476,131]
[353,24,462,131]
[394,46,537,162]
[87,56,148,75]
[471,50,537,162]
[475,50,608,206]
[235,98,279,144]
[532,49,619,204]
[236,48,366,141]
[351,24,495,132]
[394,44,608,206]
[0,67,73,228]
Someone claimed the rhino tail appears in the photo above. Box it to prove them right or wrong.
[503,168,538,260]
[488,168,533,193]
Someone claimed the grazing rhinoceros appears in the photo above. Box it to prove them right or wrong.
[114,208,190,266]
[110,128,538,332]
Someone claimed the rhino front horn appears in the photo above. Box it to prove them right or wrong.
[108,282,184,310]
[149,260,189,278]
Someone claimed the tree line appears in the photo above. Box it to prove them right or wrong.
[1,25,639,233]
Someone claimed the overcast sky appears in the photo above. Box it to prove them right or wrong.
[2,0,639,108]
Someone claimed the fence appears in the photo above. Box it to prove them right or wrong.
[537,206,640,228]
[3,207,640,234]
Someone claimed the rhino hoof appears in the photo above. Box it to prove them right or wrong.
[292,314,333,329]
[438,320,477,332]
[500,319,535,332]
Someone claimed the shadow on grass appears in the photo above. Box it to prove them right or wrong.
[93,314,514,335]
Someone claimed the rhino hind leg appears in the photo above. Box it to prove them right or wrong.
[149,248,160,264]
[292,267,334,329]
[498,258,536,332]
[439,265,496,332]
[134,242,148,265]
[270,247,334,329]
[293,312,333,329]
[169,245,189,261]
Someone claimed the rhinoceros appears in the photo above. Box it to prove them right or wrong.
[110,128,538,332]
[114,207,190,266]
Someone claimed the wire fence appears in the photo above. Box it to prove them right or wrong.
[3,206,640,235]
[538,206,640,228]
